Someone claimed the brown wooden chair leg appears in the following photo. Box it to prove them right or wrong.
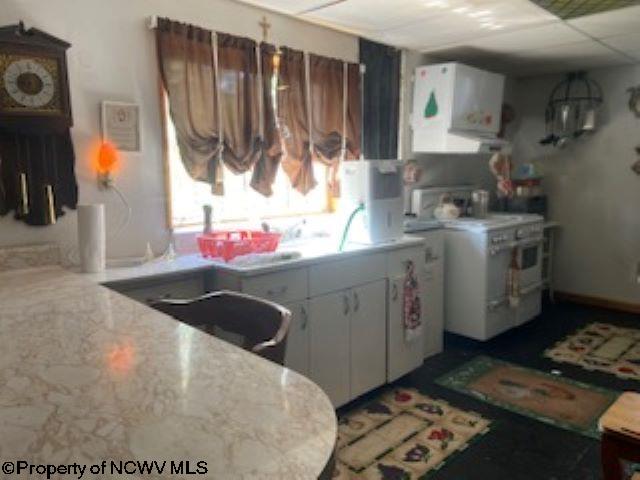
[601,431,640,480]
[602,432,624,480]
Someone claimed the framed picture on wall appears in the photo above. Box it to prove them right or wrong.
[101,101,141,152]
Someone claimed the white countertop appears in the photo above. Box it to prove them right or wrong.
[0,266,337,478]
[82,236,427,284]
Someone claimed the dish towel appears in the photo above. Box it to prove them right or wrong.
[403,260,423,342]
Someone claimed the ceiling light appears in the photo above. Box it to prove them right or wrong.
[489,24,503,30]
[453,7,469,13]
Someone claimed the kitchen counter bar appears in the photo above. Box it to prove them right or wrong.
[0,266,336,479]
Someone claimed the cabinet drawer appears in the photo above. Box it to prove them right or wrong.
[422,230,444,264]
[241,268,308,304]
[387,246,424,278]
[309,252,386,296]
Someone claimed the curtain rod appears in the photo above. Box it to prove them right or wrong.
[146,15,365,72]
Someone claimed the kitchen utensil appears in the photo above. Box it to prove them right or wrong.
[471,189,489,218]
[434,194,460,220]
[582,106,597,131]
[539,107,558,145]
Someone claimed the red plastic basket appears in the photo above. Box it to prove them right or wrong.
[197,230,282,262]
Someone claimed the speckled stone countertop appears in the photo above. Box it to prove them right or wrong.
[0,266,337,479]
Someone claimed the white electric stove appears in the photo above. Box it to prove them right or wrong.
[444,213,544,340]
[410,187,545,340]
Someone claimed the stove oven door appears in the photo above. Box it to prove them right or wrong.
[486,240,517,339]
[515,237,544,325]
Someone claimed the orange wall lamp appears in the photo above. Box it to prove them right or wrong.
[97,141,119,189]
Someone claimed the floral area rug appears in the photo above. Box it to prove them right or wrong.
[334,387,491,479]
[436,356,618,439]
[544,322,640,381]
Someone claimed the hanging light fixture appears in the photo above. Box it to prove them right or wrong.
[540,71,603,148]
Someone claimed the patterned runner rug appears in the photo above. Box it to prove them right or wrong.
[334,387,490,479]
[544,322,640,380]
[436,356,618,439]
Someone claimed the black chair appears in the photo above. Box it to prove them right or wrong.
[151,290,291,365]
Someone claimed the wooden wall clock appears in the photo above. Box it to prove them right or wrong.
[0,22,77,226]
[0,22,73,133]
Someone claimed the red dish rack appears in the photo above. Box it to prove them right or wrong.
[197,230,282,262]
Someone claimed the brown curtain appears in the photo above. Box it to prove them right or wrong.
[156,18,223,193]
[250,43,282,196]
[217,33,260,178]
[278,47,315,194]
[309,54,344,164]
[157,19,280,196]
[346,63,362,160]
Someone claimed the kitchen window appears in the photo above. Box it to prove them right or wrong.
[164,97,330,230]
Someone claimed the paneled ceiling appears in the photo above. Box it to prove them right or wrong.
[234,0,640,76]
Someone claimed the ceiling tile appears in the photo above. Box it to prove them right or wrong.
[234,0,336,15]
[304,0,557,47]
[567,5,640,37]
[530,0,640,20]
[599,32,640,58]
[432,22,589,53]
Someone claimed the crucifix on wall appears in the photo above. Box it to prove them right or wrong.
[259,15,271,42]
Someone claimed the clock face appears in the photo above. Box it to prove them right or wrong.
[0,54,62,114]
[3,58,55,108]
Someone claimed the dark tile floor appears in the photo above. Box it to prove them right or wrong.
[339,299,640,480]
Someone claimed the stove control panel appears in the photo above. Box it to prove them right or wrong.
[490,233,510,244]
[516,224,543,240]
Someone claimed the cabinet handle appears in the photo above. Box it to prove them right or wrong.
[343,294,350,315]
[391,283,398,301]
[266,285,288,297]
[301,305,308,330]
[353,291,360,312]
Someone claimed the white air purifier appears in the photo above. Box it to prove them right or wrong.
[340,160,404,245]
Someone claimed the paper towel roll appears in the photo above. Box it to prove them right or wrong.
[78,204,106,273]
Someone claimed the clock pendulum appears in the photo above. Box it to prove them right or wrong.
[14,135,30,217]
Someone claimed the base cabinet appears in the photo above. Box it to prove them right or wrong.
[284,301,311,377]
[350,280,387,399]
[309,291,351,407]
[213,241,439,408]
[423,260,444,358]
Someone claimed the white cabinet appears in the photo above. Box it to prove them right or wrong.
[309,291,351,407]
[284,300,310,377]
[423,259,444,357]
[213,240,432,407]
[387,246,426,382]
[308,280,387,407]
[350,280,387,399]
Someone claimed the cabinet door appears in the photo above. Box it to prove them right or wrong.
[350,280,387,399]
[423,261,444,358]
[284,300,310,377]
[309,291,351,407]
[387,275,425,382]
